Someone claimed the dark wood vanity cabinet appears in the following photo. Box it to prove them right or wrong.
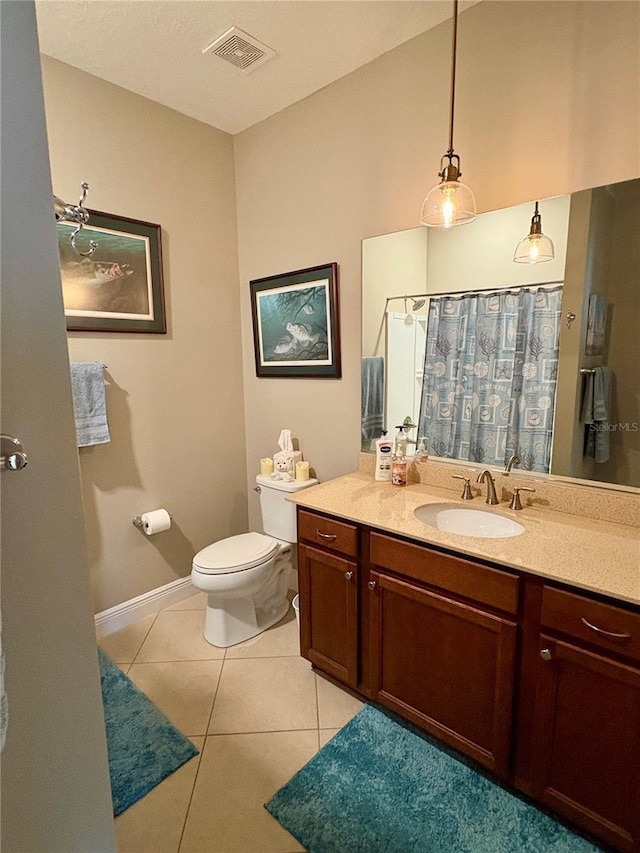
[297,511,359,688]
[526,587,640,852]
[297,507,640,852]
[367,532,518,778]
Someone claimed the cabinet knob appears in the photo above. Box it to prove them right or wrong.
[539,648,552,661]
[344,571,353,581]
[367,580,377,591]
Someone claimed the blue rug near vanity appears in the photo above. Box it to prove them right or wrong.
[99,649,199,816]
[265,704,603,853]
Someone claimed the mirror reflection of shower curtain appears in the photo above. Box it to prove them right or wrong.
[417,286,563,473]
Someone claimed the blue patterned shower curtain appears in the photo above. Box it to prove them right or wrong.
[418,286,562,473]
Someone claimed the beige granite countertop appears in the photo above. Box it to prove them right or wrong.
[289,472,640,607]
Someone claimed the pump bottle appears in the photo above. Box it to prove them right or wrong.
[374,431,393,482]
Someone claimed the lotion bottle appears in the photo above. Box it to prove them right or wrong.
[374,432,393,482]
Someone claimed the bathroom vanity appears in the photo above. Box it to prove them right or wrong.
[292,473,640,853]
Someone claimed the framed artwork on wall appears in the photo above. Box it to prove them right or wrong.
[250,262,341,378]
[57,210,166,333]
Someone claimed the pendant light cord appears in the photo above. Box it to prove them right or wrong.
[447,0,459,156]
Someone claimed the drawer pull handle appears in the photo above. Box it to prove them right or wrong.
[581,617,631,640]
[344,571,353,581]
[367,580,377,591]
[317,530,338,541]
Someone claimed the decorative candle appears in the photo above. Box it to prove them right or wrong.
[295,461,310,481]
[260,457,274,477]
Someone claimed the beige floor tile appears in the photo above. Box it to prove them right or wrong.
[115,737,203,853]
[315,674,364,729]
[180,730,317,853]
[318,728,341,748]
[99,614,157,664]
[165,590,208,610]
[226,607,300,659]
[209,657,317,734]
[127,661,223,736]
[136,611,226,662]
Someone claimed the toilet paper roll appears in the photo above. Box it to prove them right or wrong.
[141,508,171,535]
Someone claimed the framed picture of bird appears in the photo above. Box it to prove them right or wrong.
[57,210,166,333]
[249,262,341,378]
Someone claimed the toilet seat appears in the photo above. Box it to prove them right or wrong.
[193,532,279,575]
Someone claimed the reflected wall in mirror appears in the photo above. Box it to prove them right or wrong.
[361,178,639,491]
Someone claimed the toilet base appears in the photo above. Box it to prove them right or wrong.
[204,596,289,648]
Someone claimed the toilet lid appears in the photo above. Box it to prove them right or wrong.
[193,532,279,574]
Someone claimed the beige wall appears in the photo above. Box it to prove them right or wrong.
[235,0,640,529]
[41,58,247,612]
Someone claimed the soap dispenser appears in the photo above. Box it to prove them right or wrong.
[415,436,429,461]
[391,447,407,486]
[394,425,408,458]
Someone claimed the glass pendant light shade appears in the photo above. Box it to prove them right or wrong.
[513,201,555,263]
[420,1,476,229]
[421,173,476,227]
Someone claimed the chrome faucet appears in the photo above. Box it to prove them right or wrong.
[503,455,521,476]
[477,470,499,505]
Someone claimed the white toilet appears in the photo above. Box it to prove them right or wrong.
[190,474,317,647]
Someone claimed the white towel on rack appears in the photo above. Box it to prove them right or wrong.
[70,362,111,447]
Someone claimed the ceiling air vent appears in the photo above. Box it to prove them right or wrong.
[202,26,276,73]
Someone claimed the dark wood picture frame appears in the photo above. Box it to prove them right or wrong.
[58,209,166,333]
[250,263,341,378]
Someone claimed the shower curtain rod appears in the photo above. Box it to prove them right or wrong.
[385,280,564,305]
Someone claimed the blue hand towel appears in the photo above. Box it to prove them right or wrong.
[361,356,385,443]
[70,362,111,447]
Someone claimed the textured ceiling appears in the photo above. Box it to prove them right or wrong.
[35,0,480,134]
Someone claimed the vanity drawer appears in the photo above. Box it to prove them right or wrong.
[298,510,357,558]
[369,533,519,615]
[541,587,640,663]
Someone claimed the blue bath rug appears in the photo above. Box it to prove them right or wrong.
[265,704,604,853]
[99,649,199,816]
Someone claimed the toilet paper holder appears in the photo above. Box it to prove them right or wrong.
[132,512,173,529]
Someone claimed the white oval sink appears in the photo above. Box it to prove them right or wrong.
[414,502,525,538]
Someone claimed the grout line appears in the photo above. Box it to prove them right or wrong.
[130,611,160,665]
[314,670,321,750]
[176,736,207,853]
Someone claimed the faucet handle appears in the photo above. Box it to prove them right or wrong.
[509,486,535,511]
[452,474,474,500]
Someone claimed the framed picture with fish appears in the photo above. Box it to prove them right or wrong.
[250,263,341,378]
[57,210,166,333]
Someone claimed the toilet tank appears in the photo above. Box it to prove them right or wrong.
[256,475,318,542]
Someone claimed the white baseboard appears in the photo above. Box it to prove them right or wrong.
[94,576,196,638]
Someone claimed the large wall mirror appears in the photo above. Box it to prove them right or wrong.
[361,177,639,491]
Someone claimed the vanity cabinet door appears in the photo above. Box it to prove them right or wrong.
[529,636,640,853]
[298,544,358,687]
[369,570,517,777]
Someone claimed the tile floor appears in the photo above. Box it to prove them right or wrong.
[99,590,363,853]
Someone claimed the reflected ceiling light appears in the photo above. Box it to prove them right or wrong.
[420,0,476,229]
[513,201,555,264]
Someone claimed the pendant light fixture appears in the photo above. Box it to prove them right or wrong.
[513,201,555,263]
[420,0,476,228]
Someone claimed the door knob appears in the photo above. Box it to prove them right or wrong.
[367,580,377,591]
[539,648,552,661]
[1,434,28,472]
[344,571,353,581]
